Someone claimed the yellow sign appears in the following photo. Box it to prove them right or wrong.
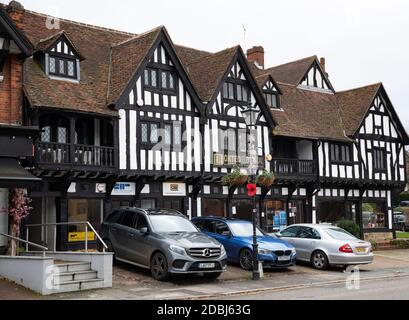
[68,232,95,243]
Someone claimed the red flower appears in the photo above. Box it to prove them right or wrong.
[247,183,257,197]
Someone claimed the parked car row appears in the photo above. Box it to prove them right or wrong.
[101,208,374,281]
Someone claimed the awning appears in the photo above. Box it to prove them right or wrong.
[0,158,42,189]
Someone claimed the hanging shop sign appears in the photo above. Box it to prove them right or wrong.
[163,183,186,197]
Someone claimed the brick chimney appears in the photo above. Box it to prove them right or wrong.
[0,1,25,125]
[320,57,326,72]
[6,1,25,29]
[247,46,265,69]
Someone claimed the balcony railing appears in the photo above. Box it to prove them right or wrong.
[36,142,115,168]
[271,158,317,177]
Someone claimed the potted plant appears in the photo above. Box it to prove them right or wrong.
[221,167,248,188]
[256,171,275,188]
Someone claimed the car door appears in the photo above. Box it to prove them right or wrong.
[210,221,236,261]
[279,226,301,247]
[294,227,321,261]
[114,210,137,260]
[127,212,152,267]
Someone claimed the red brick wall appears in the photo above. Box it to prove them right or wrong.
[0,54,24,125]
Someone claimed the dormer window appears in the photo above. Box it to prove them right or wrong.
[144,68,176,92]
[262,78,282,109]
[264,92,279,108]
[49,55,77,79]
[37,32,83,82]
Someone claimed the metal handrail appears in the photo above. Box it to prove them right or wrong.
[25,221,108,253]
[0,232,48,257]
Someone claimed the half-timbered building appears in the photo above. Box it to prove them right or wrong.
[0,1,407,249]
[250,51,408,240]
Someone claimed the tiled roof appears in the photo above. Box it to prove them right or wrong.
[182,46,238,102]
[262,56,317,86]
[108,26,162,105]
[336,83,382,136]
[2,3,401,143]
[271,82,349,141]
[9,7,133,116]
[35,30,85,60]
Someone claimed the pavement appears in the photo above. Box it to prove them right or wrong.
[1,249,409,300]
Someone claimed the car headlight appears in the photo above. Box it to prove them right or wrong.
[220,245,226,256]
[169,245,187,256]
[258,249,272,255]
[291,248,296,254]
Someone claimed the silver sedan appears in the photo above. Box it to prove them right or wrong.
[277,224,374,270]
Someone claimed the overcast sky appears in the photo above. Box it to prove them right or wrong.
[13,0,409,131]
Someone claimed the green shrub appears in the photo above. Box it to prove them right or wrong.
[336,219,361,239]
[394,192,409,207]
[390,240,409,249]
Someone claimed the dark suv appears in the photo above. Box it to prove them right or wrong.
[101,208,227,281]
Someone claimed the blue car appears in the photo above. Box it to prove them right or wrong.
[192,217,296,270]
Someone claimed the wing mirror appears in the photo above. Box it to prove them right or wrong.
[139,227,149,235]
[275,232,282,238]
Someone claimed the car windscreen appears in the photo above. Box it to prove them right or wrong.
[325,228,357,240]
[149,215,199,233]
[229,222,264,237]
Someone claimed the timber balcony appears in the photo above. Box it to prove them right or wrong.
[35,142,116,170]
[271,158,318,180]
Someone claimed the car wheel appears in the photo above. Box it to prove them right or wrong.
[239,248,253,271]
[311,250,329,270]
[151,252,170,281]
[203,272,222,280]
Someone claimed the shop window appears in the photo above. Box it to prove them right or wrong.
[140,199,156,210]
[265,200,286,233]
[317,201,357,224]
[203,199,226,217]
[111,200,131,210]
[231,199,253,222]
[362,202,386,229]
[68,199,103,234]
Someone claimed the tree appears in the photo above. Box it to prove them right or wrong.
[7,189,32,256]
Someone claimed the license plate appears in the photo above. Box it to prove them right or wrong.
[199,263,215,269]
[356,248,366,253]
[278,256,291,261]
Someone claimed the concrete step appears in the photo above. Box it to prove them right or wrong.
[50,278,105,294]
[54,262,92,273]
[54,270,98,283]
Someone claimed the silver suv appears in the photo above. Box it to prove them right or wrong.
[101,208,227,281]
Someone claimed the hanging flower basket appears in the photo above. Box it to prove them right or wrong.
[221,167,248,188]
[256,171,275,188]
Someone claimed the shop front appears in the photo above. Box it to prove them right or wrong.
[200,184,311,233]
[314,187,394,240]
